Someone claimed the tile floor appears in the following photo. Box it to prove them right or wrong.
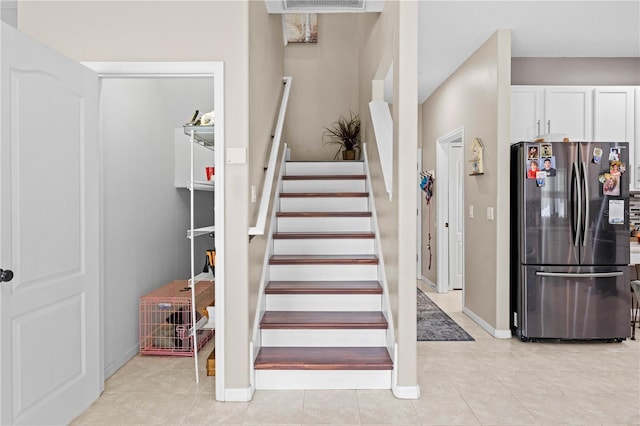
[73,283,640,425]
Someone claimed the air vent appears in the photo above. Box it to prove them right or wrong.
[285,0,364,10]
[265,0,383,13]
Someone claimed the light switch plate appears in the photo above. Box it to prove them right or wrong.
[469,205,474,219]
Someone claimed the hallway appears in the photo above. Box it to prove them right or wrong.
[72,283,640,425]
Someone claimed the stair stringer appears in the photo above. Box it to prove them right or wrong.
[249,145,290,397]
[361,145,396,369]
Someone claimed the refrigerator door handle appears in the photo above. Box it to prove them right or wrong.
[536,271,624,278]
[571,162,581,246]
[580,161,589,247]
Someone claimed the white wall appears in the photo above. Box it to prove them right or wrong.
[99,78,214,376]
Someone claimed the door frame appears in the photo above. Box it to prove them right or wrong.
[436,126,464,294]
[417,148,422,279]
[83,61,226,400]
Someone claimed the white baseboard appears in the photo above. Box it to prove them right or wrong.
[104,344,139,379]
[223,386,253,402]
[463,307,512,339]
[393,384,421,400]
[419,276,437,290]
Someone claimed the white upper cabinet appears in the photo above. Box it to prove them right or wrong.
[511,87,543,143]
[511,86,593,142]
[593,87,635,188]
[543,87,593,140]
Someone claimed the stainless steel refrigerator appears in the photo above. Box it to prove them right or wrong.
[511,141,631,341]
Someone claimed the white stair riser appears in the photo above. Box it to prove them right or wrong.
[265,294,381,311]
[285,162,364,176]
[255,370,391,390]
[261,329,386,347]
[270,264,378,281]
[273,238,374,255]
[280,197,368,212]
[277,217,371,232]
[282,179,365,193]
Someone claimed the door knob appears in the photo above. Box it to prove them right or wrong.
[0,269,14,282]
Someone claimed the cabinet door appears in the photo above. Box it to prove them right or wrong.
[511,86,543,143]
[593,87,635,189]
[544,87,593,140]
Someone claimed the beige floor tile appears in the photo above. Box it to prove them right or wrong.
[412,393,480,425]
[122,393,198,424]
[564,391,640,425]
[356,390,418,424]
[70,391,140,425]
[493,370,564,395]
[181,396,248,425]
[301,390,360,424]
[515,392,600,425]
[416,371,459,395]
[445,370,511,396]
[461,393,540,425]
[242,390,304,424]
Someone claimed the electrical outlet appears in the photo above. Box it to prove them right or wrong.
[487,207,494,220]
[469,205,474,219]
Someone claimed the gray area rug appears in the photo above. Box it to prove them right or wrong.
[417,288,474,341]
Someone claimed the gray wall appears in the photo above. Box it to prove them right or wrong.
[512,57,640,85]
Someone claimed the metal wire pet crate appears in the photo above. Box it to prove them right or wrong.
[139,279,214,356]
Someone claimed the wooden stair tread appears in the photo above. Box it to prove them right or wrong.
[283,175,366,180]
[265,280,382,294]
[260,311,387,329]
[280,192,368,198]
[273,232,374,239]
[254,347,392,370]
[276,211,371,218]
[269,254,378,265]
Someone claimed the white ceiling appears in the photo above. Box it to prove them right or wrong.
[418,1,640,103]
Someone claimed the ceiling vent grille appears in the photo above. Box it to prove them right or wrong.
[265,0,383,13]
[284,0,365,10]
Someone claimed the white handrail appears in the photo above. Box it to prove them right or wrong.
[249,76,292,236]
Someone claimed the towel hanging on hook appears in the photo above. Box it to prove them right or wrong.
[418,170,435,269]
[419,171,434,205]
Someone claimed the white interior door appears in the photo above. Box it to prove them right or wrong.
[0,22,100,425]
[447,143,464,290]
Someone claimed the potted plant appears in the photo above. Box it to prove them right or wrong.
[323,111,361,160]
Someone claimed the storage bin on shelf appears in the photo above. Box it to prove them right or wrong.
[139,279,214,356]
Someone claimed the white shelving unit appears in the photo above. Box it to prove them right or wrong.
[184,124,215,383]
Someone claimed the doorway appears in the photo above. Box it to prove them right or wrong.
[436,127,465,294]
[84,62,226,400]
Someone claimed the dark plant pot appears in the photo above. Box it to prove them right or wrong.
[343,149,357,160]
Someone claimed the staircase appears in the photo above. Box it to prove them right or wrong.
[253,160,393,390]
